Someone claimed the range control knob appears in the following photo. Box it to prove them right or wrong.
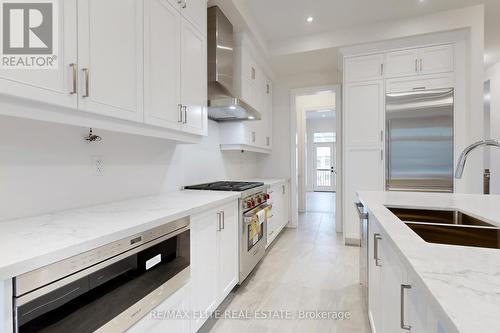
[246,201,253,208]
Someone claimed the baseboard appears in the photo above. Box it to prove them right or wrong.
[345,237,361,247]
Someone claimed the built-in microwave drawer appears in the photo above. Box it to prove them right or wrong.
[14,218,190,333]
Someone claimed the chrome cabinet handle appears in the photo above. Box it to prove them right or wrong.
[82,68,90,97]
[251,67,256,80]
[415,59,418,72]
[401,284,412,330]
[374,233,382,267]
[178,104,183,123]
[252,131,256,143]
[412,87,426,91]
[419,58,423,72]
[221,211,225,230]
[216,212,221,232]
[380,63,384,76]
[69,63,77,94]
[182,105,187,124]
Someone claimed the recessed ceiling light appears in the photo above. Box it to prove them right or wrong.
[322,115,326,118]
[306,16,314,23]
[229,106,236,110]
[248,116,255,120]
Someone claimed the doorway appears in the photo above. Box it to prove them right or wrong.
[289,85,341,233]
[313,142,336,192]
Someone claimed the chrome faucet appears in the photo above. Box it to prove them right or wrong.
[455,139,500,178]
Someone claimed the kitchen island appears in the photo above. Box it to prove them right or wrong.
[358,191,500,333]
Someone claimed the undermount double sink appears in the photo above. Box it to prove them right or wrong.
[387,207,500,249]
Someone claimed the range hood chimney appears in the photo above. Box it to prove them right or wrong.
[207,6,261,121]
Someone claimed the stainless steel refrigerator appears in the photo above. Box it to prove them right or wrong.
[385,88,454,192]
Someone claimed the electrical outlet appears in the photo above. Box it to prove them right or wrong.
[92,156,104,176]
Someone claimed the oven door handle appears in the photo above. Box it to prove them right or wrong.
[243,204,271,221]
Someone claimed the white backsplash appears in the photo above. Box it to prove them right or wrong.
[0,116,259,221]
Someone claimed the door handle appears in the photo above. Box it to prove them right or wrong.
[216,212,221,232]
[178,104,183,123]
[401,284,412,330]
[69,63,77,94]
[221,211,225,230]
[182,105,187,124]
[82,68,90,98]
[374,233,382,266]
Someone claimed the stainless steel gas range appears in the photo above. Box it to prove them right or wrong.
[184,181,270,283]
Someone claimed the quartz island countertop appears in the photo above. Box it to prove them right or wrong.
[357,191,500,333]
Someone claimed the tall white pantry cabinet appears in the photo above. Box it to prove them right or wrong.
[342,43,456,243]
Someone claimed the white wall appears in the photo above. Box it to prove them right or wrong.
[486,61,500,193]
[306,116,336,191]
[0,117,259,221]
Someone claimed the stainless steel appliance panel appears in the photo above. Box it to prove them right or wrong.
[386,88,454,192]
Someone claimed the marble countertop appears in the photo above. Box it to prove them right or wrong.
[241,178,289,186]
[0,190,240,280]
[357,191,500,333]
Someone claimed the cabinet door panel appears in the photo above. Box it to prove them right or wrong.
[368,219,383,333]
[191,208,218,331]
[380,239,406,333]
[78,0,143,121]
[144,0,181,130]
[181,19,207,135]
[344,80,384,146]
[419,45,454,75]
[344,54,384,83]
[0,0,77,109]
[385,49,419,78]
[218,202,239,299]
[180,0,206,35]
[343,147,383,240]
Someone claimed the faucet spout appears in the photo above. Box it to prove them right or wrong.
[455,139,500,179]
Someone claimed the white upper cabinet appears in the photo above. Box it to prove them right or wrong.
[385,49,420,78]
[344,54,384,83]
[344,80,384,146]
[419,44,454,75]
[179,0,207,35]
[385,44,454,79]
[0,0,77,109]
[180,19,207,135]
[144,0,182,130]
[77,0,143,122]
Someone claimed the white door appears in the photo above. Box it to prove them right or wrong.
[143,0,182,130]
[419,44,454,75]
[77,0,143,121]
[344,53,384,83]
[313,142,336,192]
[385,49,419,78]
[179,0,206,35]
[217,202,239,301]
[180,19,207,135]
[344,80,384,146]
[0,0,77,109]
[190,208,218,332]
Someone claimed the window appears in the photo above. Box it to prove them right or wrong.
[313,132,336,143]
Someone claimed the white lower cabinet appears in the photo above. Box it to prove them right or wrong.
[127,284,190,333]
[368,216,458,333]
[190,200,239,332]
[266,182,289,247]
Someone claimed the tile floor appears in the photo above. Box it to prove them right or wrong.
[306,192,336,213]
[201,208,371,333]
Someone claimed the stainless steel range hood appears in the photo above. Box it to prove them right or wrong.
[207,6,261,121]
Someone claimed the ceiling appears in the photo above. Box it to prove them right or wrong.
[243,0,500,75]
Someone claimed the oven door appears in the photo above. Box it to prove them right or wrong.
[239,204,269,283]
[14,226,190,333]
